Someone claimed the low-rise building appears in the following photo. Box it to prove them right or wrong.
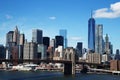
[110,60,120,71]
[86,53,102,64]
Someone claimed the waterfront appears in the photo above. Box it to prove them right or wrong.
[0,71,120,80]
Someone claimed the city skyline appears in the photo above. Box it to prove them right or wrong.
[0,0,120,53]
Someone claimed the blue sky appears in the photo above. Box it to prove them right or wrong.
[0,0,120,53]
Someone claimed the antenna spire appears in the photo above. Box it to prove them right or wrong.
[91,10,93,18]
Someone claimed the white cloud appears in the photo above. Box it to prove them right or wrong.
[49,16,56,20]
[93,2,120,18]
[5,14,13,19]
[70,37,82,41]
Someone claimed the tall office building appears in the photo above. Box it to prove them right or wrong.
[0,45,5,59]
[37,44,47,59]
[88,14,95,52]
[59,29,67,48]
[6,31,15,60]
[55,36,64,48]
[115,49,120,60]
[95,24,103,54]
[6,31,14,47]
[50,39,55,52]
[50,39,55,47]
[32,29,43,44]
[109,43,113,54]
[23,42,37,60]
[13,26,20,45]
[43,37,50,49]
[76,42,83,57]
[19,33,25,45]
[105,34,110,54]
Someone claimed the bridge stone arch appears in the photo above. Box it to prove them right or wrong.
[63,47,75,61]
[63,47,76,75]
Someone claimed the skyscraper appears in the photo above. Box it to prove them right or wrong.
[109,42,113,54]
[50,39,55,47]
[55,36,63,48]
[59,29,67,48]
[0,45,5,59]
[43,37,50,49]
[6,31,14,47]
[76,42,83,57]
[23,42,37,60]
[115,49,120,60]
[32,29,43,44]
[88,15,95,52]
[19,33,25,45]
[95,24,103,54]
[13,26,20,45]
[105,34,110,54]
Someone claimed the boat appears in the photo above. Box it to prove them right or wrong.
[12,64,38,71]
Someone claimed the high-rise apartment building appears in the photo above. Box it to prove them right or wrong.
[32,29,43,44]
[88,15,95,52]
[95,24,103,54]
[59,29,67,48]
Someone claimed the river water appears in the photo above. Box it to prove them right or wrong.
[0,70,120,80]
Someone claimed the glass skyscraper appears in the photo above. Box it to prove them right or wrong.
[76,42,83,57]
[59,29,67,48]
[88,16,95,52]
[55,36,64,48]
[95,24,103,54]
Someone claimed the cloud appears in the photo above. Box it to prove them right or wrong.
[93,2,120,18]
[70,37,82,41]
[5,14,13,19]
[49,16,56,20]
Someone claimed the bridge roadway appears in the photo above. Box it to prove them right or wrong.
[0,59,104,75]
[0,59,101,65]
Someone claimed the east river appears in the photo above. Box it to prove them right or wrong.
[0,70,120,80]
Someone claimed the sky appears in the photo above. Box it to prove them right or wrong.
[0,0,120,53]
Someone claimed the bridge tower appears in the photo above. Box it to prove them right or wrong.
[63,47,75,75]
